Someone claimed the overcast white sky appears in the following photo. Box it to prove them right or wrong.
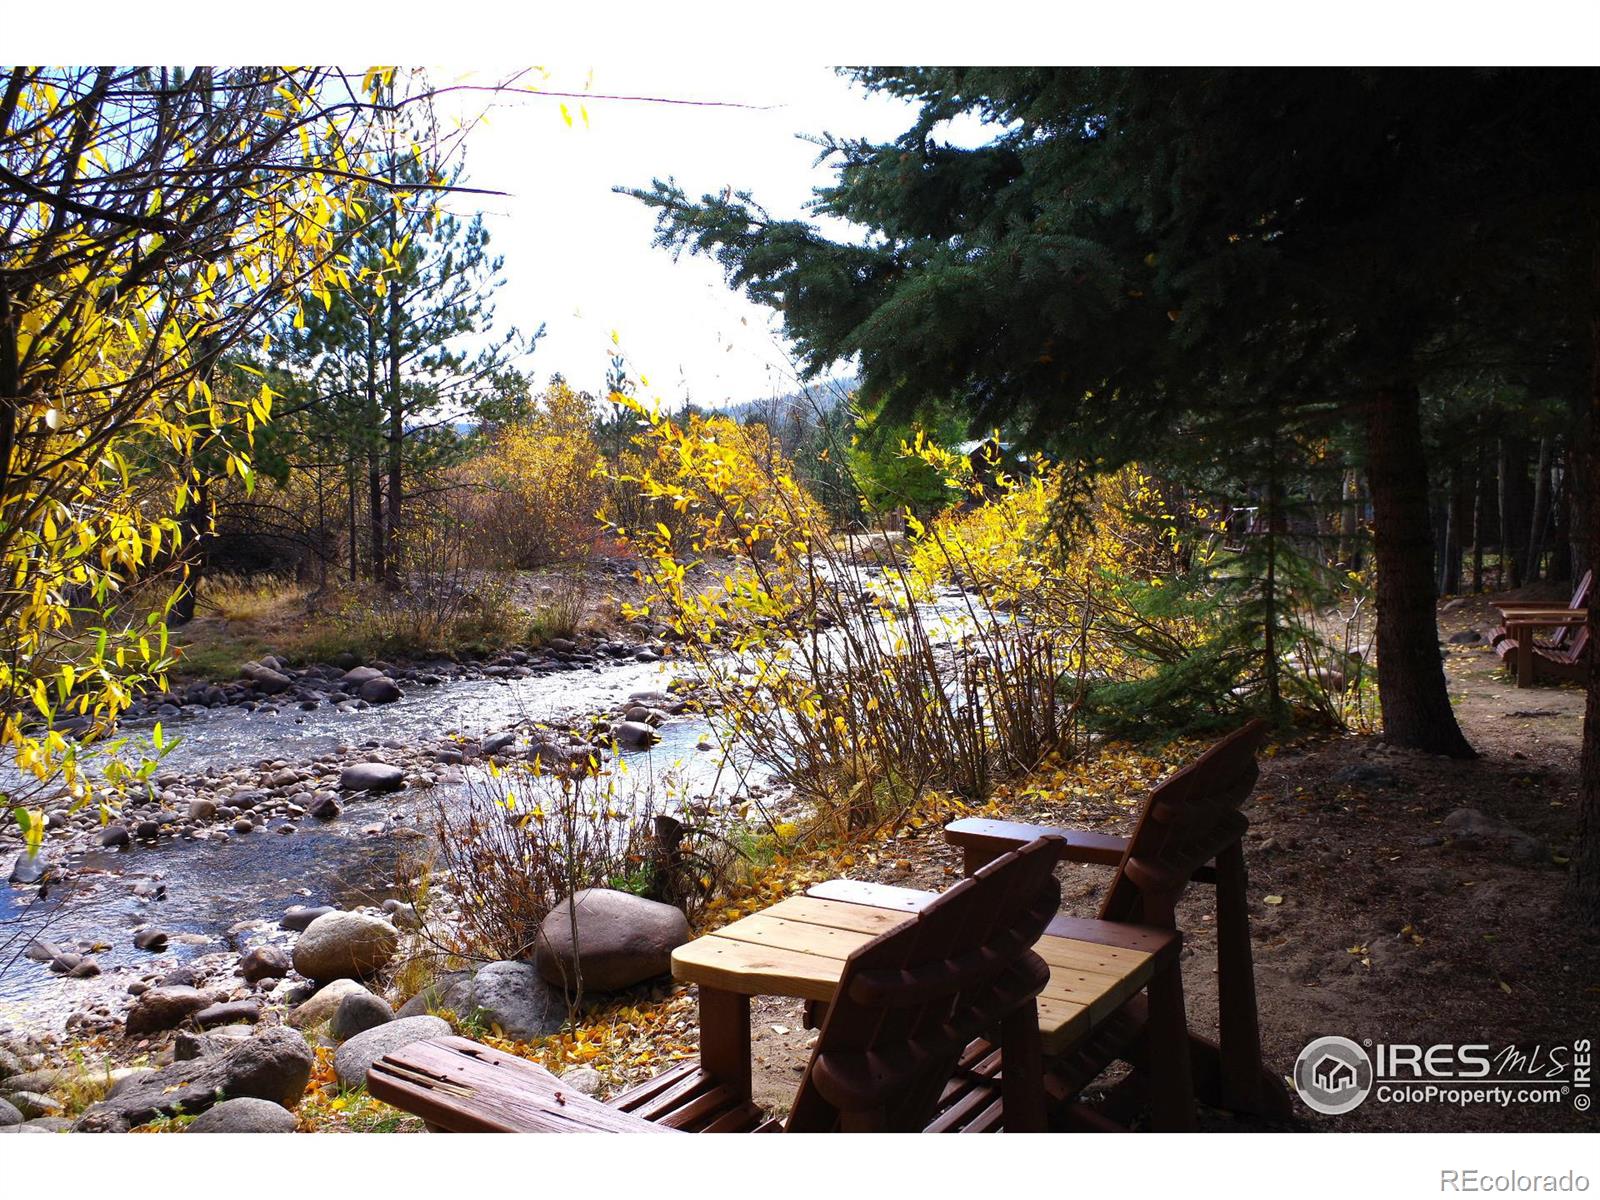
[429,65,930,410]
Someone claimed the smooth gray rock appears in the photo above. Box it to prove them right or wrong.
[280,904,337,932]
[100,825,131,848]
[125,986,212,1036]
[251,668,292,695]
[105,1069,156,1099]
[239,945,292,983]
[333,1015,449,1089]
[174,1026,253,1062]
[2,1092,61,1119]
[75,1027,313,1131]
[288,978,371,1029]
[8,851,49,885]
[465,961,565,1040]
[0,1097,22,1126]
[185,1095,298,1132]
[358,677,403,705]
[330,989,394,1041]
[341,665,384,684]
[611,720,658,748]
[481,731,517,755]
[394,971,473,1019]
[535,889,690,993]
[194,1000,261,1028]
[338,762,405,793]
[132,928,169,952]
[292,911,398,981]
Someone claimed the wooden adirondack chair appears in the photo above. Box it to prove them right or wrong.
[1495,612,1590,686]
[1491,569,1592,651]
[366,837,1068,1132]
[941,718,1292,1126]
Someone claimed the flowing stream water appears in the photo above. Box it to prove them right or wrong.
[0,579,984,1031]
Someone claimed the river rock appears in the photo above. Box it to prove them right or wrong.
[175,1026,254,1061]
[75,1027,313,1131]
[292,911,398,981]
[394,971,474,1019]
[481,731,517,756]
[338,762,405,793]
[0,1098,22,1127]
[0,1047,23,1079]
[1,1092,60,1119]
[330,990,394,1041]
[132,928,169,952]
[307,793,340,820]
[239,945,292,983]
[332,1015,449,1089]
[185,1095,299,1133]
[535,889,689,993]
[341,665,384,684]
[280,904,337,932]
[288,978,373,1028]
[7,851,49,885]
[466,961,565,1039]
[194,1000,261,1028]
[612,720,658,749]
[188,798,218,822]
[358,677,403,705]
[125,985,213,1035]
[251,668,293,695]
[100,825,131,848]
[105,1069,157,1099]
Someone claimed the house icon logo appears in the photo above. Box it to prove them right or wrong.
[1294,1036,1374,1115]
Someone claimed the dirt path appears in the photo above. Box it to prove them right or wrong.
[731,593,1598,1132]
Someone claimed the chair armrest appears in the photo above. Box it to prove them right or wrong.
[1496,608,1588,625]
[945,817,1222,885]
[945,817,1128,872]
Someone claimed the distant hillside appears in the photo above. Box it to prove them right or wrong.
[721,375,858,424]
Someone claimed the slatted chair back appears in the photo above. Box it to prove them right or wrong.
[1562,621,1590,664]
[1098,719,1269,928]
[1552,571,1593,650]
[785,836,1065,1132]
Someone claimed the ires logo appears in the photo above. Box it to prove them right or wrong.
[1294,1038,1592,1115]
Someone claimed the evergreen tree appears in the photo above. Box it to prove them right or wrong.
[625,67,1600,761]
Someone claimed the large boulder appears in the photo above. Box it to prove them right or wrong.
[250,667,293,695]
[125,986,213,1036]
[0,1098,23,1127]
[333,1015,449,1089]
[535,889,690,993]
[75,1027,313,1132]
[292,912,398,983]
[289,978,373,1029]
[338,763,405,793]
[341,665,384,685]
[185,1096,299,1133]
[462,961,565,1040]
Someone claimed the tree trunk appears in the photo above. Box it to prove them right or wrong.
[365,315,384,583]
[1365,384,1476,758]
[384,278,404,585]
[1471,446,1485,594]
[1569,246,1600,925]
[1525,436,1553,583]
[1442,462,1468,596]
